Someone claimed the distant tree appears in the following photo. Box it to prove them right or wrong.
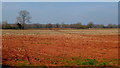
[107,24,113,28]
[16,10,31,29]
[61,22,69,28]
[61,22,64,28]
[94,24,105,28]
[55,23,60,28]
[17,23,22,29]
[107,24,118,28]
[118,24,120,28]
[70,22,86,29]
[76,22,83,29]
[81,25,88,29]
[46,23,53,28]
[2,21,12,29]
[87,22,94,29]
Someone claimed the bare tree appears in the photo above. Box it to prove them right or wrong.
[87,22,94,29]
[16,10,31,29]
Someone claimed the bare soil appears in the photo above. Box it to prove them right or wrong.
[2,29,119,66]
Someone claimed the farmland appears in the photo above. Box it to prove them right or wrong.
[2,29,119,66]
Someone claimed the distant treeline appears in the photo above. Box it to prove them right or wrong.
[2,21,119,29]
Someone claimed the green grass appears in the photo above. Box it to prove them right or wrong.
[59,57,118,66]
[39,66,47,68]
[97,62,112,66]
[80,59,97,65]
[13,57,118,66]
[12,56,118,66]
[64,64,70,66]
[14,59,32,66]
[51,62,58,64]
[17,59,25,61]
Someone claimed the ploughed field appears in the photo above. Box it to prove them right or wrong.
[2,29,119,66]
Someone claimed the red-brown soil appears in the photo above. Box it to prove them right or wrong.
[2,30,119,66]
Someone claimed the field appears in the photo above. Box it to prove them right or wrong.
[2,29,119,66]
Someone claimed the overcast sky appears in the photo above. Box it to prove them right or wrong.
[2,2,118,25]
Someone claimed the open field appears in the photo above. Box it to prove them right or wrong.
[2,29,119,66]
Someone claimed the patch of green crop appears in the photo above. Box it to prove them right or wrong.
[64,64,69,66]
[14,60,32,66]
[17,59,25,61]
[51,62,58,64]
[76,59,97,66]
[99,58,118,66]
[39,66,47,68]
[59,59,69,63]
[21,62,27,66]
[59,57,118,66]
[97,62,112,66]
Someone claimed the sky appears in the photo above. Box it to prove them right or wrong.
[2,0,120,2]
[2,2,118,25]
